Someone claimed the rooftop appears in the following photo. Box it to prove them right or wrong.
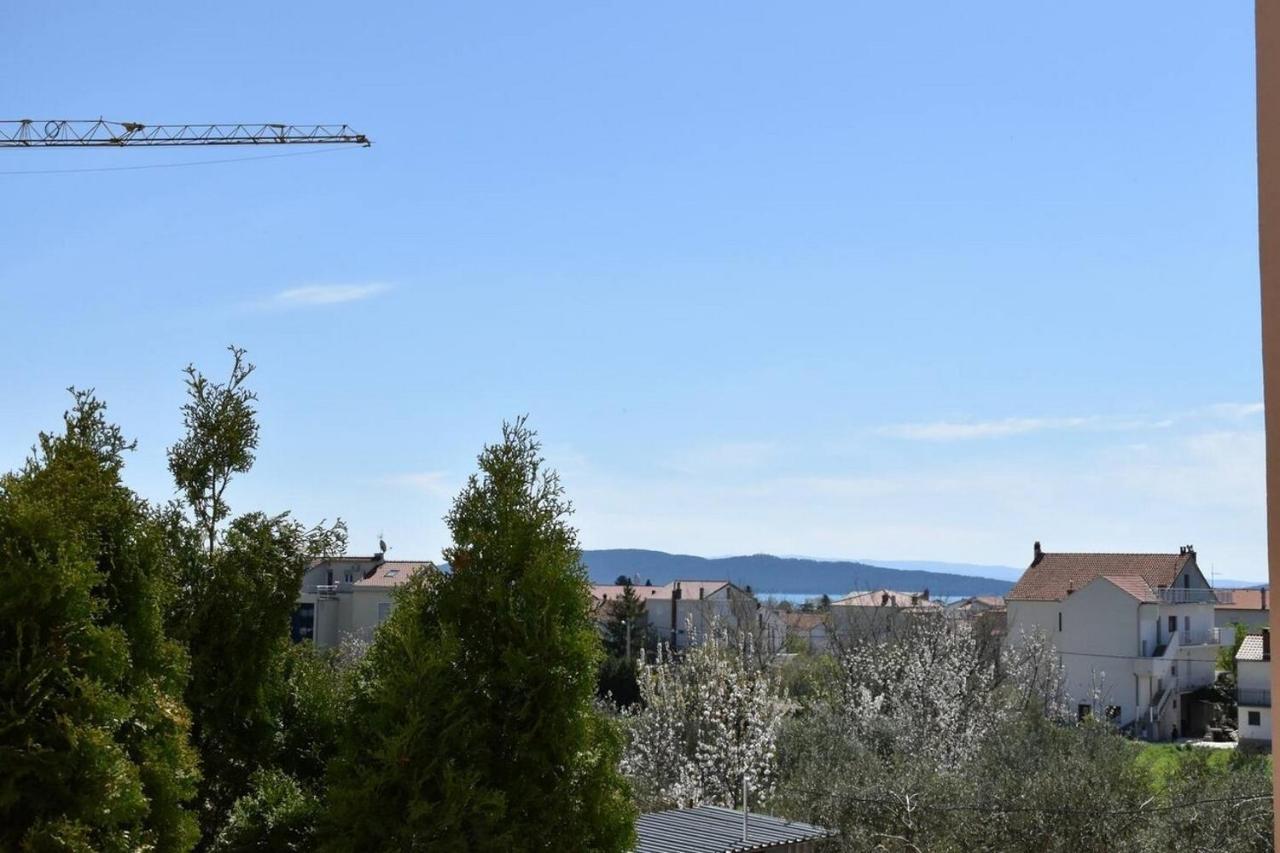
[833,589,941,609]
[591,580,734,606]
[1008,543,1195,602]
[1216,588,1269,611]
[633,806,833,853]
[1237,634,1270,662]
[355,560,434,588]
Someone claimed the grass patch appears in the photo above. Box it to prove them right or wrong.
[1134,743,1235,792]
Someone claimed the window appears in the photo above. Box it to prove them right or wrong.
[1249,711,1261,727]
[377,602,392,624]
[1183,615,1189,632]
[1077,704,1091,721]
[344,572,353,583]
[1167,615,1177,634]
[385,569,400,578]
[1171,663,1177,676]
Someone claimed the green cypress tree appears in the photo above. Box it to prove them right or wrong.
[324,419,635,852]
[162,347,346,846]
[0,391,199,852]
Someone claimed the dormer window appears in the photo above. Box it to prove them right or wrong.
[384,569,400,579]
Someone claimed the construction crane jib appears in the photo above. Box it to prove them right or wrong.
[0,119,370,148]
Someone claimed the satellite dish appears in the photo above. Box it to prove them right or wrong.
[379,538,388,553]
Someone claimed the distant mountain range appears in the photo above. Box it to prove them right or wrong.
[581,549,1014,598]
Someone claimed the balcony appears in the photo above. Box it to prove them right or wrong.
[1178,627,1221,647]
[1238,688,1272,707]
[1155,588,1228,605]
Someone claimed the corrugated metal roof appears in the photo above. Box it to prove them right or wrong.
[634,806,833,853]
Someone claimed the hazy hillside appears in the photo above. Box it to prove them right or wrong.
[581,549,1014,597]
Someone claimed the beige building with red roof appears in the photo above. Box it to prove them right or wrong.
[293,554,433,648]
[1006,542,1227,741]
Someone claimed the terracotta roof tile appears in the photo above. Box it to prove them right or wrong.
[354,561,434,588]
[1098,575,1159,603]
[1008,551,1193,601]
[1216,588,1269,611]
[782,611,826,630]
[1237,635,1268,662]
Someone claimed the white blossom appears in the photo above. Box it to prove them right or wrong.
[622,618,791,811]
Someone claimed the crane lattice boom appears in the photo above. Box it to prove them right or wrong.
[0,119,370,148]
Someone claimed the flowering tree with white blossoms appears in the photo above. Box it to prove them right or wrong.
[622,620,792,811]
[833,615,1070,774]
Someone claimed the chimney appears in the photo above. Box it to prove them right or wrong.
[1033,541,1043,566]
[1263,587,1268,612]
[1264,627,1271,661]
[922,587,930,601]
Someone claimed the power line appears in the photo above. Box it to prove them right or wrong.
[0,144,362,176]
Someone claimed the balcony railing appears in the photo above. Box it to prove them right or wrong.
[315,584,339,598]
[1238,688,1272,708]
[1156,588,1227,605]
[1178,627,1222,647]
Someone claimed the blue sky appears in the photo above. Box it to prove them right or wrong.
[0,2,1266,579]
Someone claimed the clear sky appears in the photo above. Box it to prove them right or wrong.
[0,2,1266,579]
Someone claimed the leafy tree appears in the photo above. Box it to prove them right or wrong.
[168,346,259,557]
[211,769,321,853]
[1217,621,1249,678]
[164,348,345,845]
[0,391,199,851]
[603,581,648,660]
[324,419,635,852]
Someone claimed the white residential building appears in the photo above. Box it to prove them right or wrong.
[591,580,771,650]
[1006,543,1225,741]
[827,588,941,643]
[1236,630,1272,748]
[293,555,433,649]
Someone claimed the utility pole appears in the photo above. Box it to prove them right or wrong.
[742,772,749,843]
[625,618,633,661]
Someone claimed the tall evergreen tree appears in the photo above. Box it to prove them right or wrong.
[163,348,345,846]
[324,419,635,852]
[0,391,199,851]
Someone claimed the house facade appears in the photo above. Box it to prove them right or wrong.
[1006,543,1224,740]
[781,610,830,653]
[826,588,942,643]
[1236,629,1272,749]
[591,580,771,650]
[293,555,432,649]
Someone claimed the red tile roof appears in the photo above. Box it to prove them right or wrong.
[1008,550,1194,602]
[1098,575,1160,603]
[354,560,434,588]
[782,611,827,631]
[1217,588,1269,611]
